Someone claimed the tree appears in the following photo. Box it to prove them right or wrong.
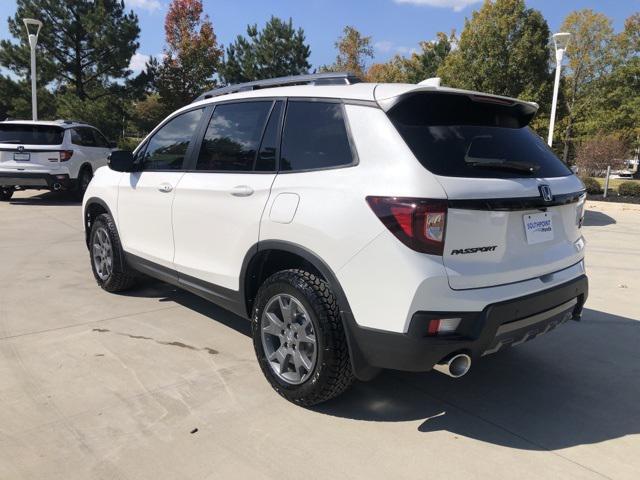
[323,26,373,78]
[558,9,614,162]
[575,135,628,177]
[220,17,311,84]
[438,0,550,100]
[156,0,223,110]
[367,32,455,83]
[0,0,140,101]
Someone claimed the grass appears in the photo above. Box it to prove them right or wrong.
[592,177,640,191]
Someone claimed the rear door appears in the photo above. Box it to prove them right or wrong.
[0,123,65,172]
[70,127,113,172]
[386,91,586,290]
[172,100,281,290]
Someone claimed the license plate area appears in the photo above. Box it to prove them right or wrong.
[13,152,30,161]
[523,211,553,244]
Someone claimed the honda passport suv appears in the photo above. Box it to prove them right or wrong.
[0,119,114,201]
[83,73,588,406]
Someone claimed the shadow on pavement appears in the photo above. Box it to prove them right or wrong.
[583,209,616,227]
[9,190,80,206]
[122,279,251,337]
[315,307,640,450]
[118,279,640,451]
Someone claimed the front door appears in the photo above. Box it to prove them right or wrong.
[117,108,205,269]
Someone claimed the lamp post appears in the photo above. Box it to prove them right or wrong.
[23,18,42,121]
[548,32,571,148]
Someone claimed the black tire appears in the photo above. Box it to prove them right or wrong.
[0,187,14,201]
[73,166,93,201]
[252,269,354,406]
[89,213,136,292]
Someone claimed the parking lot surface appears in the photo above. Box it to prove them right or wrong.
[1,191,639,480]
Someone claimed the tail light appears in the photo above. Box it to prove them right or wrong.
[366,196,447,255]
[59,150,74,161]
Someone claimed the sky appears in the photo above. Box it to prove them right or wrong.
[1,0,639,75]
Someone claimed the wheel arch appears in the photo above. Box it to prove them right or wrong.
[241,240,379,381]
[83,197,113,248]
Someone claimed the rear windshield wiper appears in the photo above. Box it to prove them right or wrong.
[466,159,540,174]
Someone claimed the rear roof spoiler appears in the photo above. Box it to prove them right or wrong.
[374,84,539,116]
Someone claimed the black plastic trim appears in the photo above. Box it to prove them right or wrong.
[448,190,586,211]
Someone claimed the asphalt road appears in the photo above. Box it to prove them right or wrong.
[1,191,638,480]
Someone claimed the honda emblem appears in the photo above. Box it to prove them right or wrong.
[539,185,553,202]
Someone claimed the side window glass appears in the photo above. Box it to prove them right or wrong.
[255,101,283,172]
[92,129,110,148]
[79,128,97,147]
[280,102,354,171]
[70,129,83,146]
[143,109,204,171]
[196,101,272,171]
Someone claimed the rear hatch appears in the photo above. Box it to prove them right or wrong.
[0,123,66,171]
[382,88,586,290]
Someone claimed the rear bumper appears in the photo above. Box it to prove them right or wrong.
[0,171,71,189]
[348,274,588,374]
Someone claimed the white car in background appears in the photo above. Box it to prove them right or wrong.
[83,73,588,406]
[0,119,115,201]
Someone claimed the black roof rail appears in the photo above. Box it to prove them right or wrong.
[194,72,361,103]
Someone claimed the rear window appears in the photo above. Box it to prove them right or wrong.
[0,124,64,145]
[388,93,572,179]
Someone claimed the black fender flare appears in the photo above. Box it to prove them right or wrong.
[240,240,380,381]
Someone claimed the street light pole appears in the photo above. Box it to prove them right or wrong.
[23,18,42,121]
[548,32,571,148]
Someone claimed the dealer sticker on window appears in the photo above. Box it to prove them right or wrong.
[523,212,553,245]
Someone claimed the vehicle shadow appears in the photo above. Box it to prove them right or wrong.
[315,307,640,450]
[583,209,616,227]
[122,279,252,337]
[118,279,640,451]
[9,190,80,206]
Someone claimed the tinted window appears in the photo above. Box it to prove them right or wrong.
[143,109,203,171]
[0,124,64,145]
[92,129,110,148]
[71,128,97,147]
[197,101,272,171]
[256,101,283,172]
[280,102,354,171]
[388,93,572,179]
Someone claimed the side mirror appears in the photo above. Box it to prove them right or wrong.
[108,150,136,172]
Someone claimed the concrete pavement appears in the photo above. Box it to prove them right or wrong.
[1,191,639,479]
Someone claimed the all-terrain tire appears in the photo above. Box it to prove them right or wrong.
[89,213,136,292]
[73,166,93,201]
[0,187,14,201]
[252,269,354,406]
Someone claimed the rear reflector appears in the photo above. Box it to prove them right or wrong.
[366,196,448,255]
[427,318,462,336]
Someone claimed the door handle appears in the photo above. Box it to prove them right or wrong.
[230,185,254,197]
[158,182,173,193]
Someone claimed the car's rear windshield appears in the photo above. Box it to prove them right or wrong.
[387,93,572,179]
[0,124,65,145]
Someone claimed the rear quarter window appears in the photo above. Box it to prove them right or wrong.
[280,101,355,172]
[0,124,64,145]
[387,93,572,179]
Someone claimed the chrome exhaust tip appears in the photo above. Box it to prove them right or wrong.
[52,183,62,191]
[433,353,471,378]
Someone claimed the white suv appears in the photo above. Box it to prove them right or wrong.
[0,120,114,201]
[83,73,588,406]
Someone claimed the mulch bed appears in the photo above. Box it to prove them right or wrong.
[586,194,640,204]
